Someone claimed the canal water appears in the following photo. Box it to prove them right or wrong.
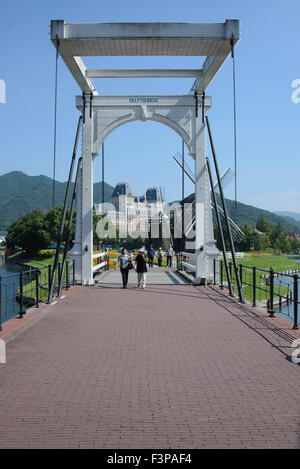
[0,258,23,324]
[274,258,300,326]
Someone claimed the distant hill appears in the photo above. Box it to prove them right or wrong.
[275,211,300,222]
[1,171,300,235]
[178,193,300,235]
[0,171,114,230]
[223,197,300,234]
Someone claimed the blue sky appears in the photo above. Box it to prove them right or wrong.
[0,0,299,213]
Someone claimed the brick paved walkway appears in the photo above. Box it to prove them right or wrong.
[0,282,299,448]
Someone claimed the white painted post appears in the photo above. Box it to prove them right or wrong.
[194,113,207,284]
[194,104,219,284]
[81,94,94,285]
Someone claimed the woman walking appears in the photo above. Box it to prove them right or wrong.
[157,247,163,267]
[118,248,130,288]
[135,248,148,289]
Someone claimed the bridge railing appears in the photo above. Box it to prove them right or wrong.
[0,260,75,331]
[92,252,107,272]
[177,252,196,274]
[213,259,299,330]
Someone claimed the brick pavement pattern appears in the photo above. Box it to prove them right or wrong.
[0,281,299,448]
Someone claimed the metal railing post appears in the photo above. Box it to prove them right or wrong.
[268,268,275,317]
[293,274,299,330]
[239,264,243,286]
[0,276,2,331]
[252,266,256,307]
[66,260,69,289]
[57,262,61,292]
[48,265,52,294]
[213,259,216,285]
[220,260,224,289]
[35,270,39,308]
[19,272,25,318]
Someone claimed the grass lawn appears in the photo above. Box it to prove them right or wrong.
[8,250,63,268]
[9,250,72,302]
[220,253,298,303]
[239,254,300,272]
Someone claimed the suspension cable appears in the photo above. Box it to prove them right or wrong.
[230,34,238,212]
[52,35,59,208]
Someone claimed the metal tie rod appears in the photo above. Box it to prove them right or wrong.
[173,154,244,237]
[206,157,233,296]
[57,157,82,297]
[48,115,83,303]
[206,116,244,303]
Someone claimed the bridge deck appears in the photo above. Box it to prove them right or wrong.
[95,267,191,285]
[0,278,299,449]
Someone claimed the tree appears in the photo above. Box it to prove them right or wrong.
[93,212,103,250]
[44,207,76,244]
[238,225,254,251]
[214,221,230,252]
[256,215,271,233]
[6,209,49,255]
[290,238,300,254]
[6,207,78,255]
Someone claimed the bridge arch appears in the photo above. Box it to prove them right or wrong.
[76,95,198,158]
[95,112,194,157]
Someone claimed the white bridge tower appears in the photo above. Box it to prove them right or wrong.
[50,19,240,285]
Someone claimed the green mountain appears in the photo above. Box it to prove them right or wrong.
[222,197,300,234]
[179,193,300,235]
[275,211,300,222]
[0,171,114,230]
[1,171,299,235]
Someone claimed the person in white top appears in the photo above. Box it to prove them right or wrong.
[166,245,174,268]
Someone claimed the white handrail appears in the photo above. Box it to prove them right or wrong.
[182,261,196,271]
[93,252,105,259]
[181,252,195,258]
[93,261,106,272]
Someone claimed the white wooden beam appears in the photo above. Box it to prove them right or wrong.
[86,69,203,79]
[61,56,98,94]
[189,19,239,93]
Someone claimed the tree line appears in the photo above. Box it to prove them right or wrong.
[6,208,100,255]
[6,209,300,256]
[5,208,146,255]
[215,214,300,254]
